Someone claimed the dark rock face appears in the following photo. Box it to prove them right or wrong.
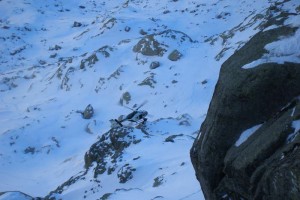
[190,26,300,200]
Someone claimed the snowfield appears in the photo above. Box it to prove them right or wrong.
[0,0,299,199]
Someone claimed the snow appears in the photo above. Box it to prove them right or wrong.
[0,0,298,199]
[235,124,262,147]
[291,107,296,117]
[287,120,300,143]
[242,4,300,69]
[243,28,300,69]
[0,192,32,200]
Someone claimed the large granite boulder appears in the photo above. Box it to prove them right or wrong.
[190,25,300,200]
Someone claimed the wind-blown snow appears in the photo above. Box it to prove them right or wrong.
[235,124,262,147]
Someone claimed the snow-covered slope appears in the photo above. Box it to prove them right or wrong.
[1,0,298,199]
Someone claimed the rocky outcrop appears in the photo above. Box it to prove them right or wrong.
[84,126,141,178]
[45,126,144,199]
[133,35,166,56]
[80,53,98,69]
[190,25,300,200]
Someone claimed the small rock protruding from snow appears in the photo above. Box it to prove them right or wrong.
[72,21,82,27]
[82,104,94,119]
[153,175,164,187]
[124,26,131,32]
[150,61,160,69]
[168,50,182,61]
[201,79,208,85]
[120,91,131,105]
[49,44,62,51]
[139,29,148,35]
[165,134,184,143]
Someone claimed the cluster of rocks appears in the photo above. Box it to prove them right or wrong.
[80,54,99,69]
[84,126,142,179]
[132,31,185,64]
[44,126,144,199]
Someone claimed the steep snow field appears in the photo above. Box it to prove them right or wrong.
[1,0,299,199]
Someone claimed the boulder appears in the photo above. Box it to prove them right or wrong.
[124,26,131,32]
[119,91,131,105]
[190,25,300,200]
[150,61,160,69]
[168,50,182,61]
[82,104,94,119]
[72,21,82,27]
[133,35,166,56]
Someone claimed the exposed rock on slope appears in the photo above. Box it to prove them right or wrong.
[45,126,144,199]
[42,116,198,199]
[84,126,142,178]
[133,35,166,56]
[190,25,300,200]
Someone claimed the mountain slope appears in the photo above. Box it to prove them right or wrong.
[1,0,297,199]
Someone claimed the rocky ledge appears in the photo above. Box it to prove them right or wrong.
[190,25,300,200]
